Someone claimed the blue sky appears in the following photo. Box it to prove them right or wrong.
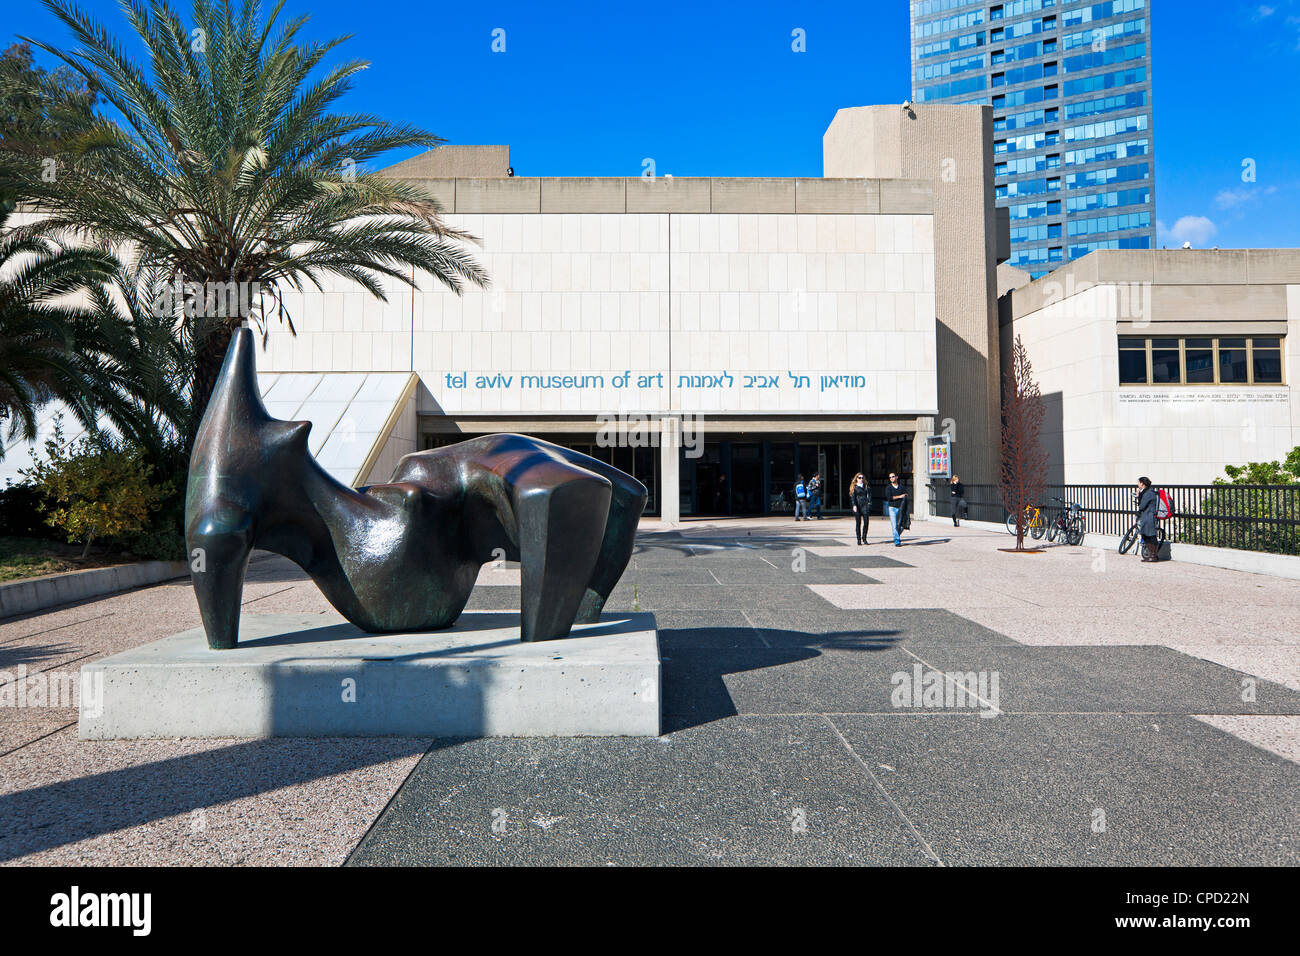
[7,0,1300,248]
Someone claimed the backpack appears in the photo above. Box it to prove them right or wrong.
[1156,488,1174,520]
[795,482,806,499]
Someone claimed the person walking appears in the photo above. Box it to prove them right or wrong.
[794,474,809,521]
[885,472,907,547]
[808,472,824,520]
[1136,476,1159,563]
[850,472,871,545]
[949,474,967,527]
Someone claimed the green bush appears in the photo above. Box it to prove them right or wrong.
[18,416,173,558]
[1184,447,1300,555]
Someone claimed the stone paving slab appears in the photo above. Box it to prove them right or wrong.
[904,645,1300,716]
[662,641,1300,723]
[951,606,1272,648]
[2,518,1297,865]
[809,582,1040,610]
[741,607,1024,648]
[0,715,75,758]
[0,731,429,866]
[1193,716,1300,764]
[829,713,1300,866]
[1169,644,1300,694]
[346,717,937,867]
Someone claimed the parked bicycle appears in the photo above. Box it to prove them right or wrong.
[1045,497,1086,546]
[1005,504,1047,539]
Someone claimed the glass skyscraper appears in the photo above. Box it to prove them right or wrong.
[909,0,1155,277]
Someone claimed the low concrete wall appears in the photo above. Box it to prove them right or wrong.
[0,560,189,619]
[925,516,1300,580]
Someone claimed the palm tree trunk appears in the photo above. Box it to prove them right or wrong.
[185,319,237,452]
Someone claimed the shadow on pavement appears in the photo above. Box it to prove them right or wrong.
[0,736,440,863]
[660,625,903,733]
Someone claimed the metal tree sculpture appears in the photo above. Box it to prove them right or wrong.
[999,335,1048,551]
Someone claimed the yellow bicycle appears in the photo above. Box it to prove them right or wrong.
[1005,504,1047,539]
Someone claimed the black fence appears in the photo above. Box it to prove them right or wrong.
[928,482,1300,556]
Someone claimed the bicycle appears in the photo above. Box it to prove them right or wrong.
[1045,497,1086,546]
[1005,504,1047,539]
[1119,521,1166,556]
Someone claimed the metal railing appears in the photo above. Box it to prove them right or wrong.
[928,482,1300,556]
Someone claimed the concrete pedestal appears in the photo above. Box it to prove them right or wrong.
[79,612,660,739]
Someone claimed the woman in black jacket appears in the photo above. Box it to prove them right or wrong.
[849,472,871,545]
[1136,476,1159,562]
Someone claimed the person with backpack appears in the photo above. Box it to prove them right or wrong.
[808,472,824,519]
[1136,476,1159,563]
[794,474,809,521]
[850,472,871,545]
[949,474,967,527]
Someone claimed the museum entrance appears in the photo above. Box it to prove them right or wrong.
[679,433,914,517]
[421,426,916,520]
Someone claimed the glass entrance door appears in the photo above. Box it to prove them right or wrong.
[730,442,763,515]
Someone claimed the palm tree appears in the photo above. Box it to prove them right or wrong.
[83,251,195,468]
[7,0,488,446]
[0,205,116,454]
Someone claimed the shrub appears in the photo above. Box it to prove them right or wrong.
[1183,447,1300,555]
[18,416,172,558]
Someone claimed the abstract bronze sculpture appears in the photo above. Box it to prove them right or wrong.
[185,329,647,649]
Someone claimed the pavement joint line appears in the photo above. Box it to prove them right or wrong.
[342,737,440,867]
[819,713,945,867]
[899,647,1005,717]
[707,569,722,585]
[0,651,98,691]
[241,585,297,606]
[0,720,76,761]
[989,588,1043,608]
[0,612,116,647]
[738,608,771,648]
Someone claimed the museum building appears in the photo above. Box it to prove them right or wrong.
[4,103,1294,518]
[249,104,1007,523]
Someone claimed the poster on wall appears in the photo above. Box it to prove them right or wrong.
[926,435,952,479]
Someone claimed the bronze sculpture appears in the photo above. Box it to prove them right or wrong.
[185,329,646,649]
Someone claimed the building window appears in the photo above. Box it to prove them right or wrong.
[1118,338,1147,384]
[1254,337,1284,382]
[1118,336,1287,386]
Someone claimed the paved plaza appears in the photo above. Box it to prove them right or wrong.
[1,517,1297,866]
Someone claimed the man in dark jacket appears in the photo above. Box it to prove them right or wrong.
[1136,476,1159,562]
[885,473,907,546]
[949,475,966,527]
